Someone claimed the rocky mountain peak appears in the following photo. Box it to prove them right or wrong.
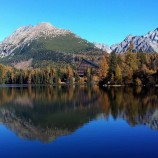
[35,22,57,31]
[111,28,158,53]
[125,34,134,41]
[0,22,95,61]
[145,29,158,41]
[37,22,53,27]
[94,43,112,53]
[0,22,72,57]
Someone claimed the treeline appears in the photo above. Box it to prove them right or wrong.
[0,64,76,84]
[98,44,158,86]
[0,62,98,85]
[0,44,158,86]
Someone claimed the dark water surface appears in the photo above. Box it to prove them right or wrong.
[0,85,158,158]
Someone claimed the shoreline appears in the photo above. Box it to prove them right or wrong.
[0,83,157,88]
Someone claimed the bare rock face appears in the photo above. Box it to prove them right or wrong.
[0,22,71,58]
[93,28,158,54]
[0,23,158,59]
[94,43,112,53]
[111,28,158,53]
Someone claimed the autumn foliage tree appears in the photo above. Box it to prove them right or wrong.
[98,56,109,80]
[0,46,158,86]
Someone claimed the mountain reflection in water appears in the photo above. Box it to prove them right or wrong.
[0,86,158,143]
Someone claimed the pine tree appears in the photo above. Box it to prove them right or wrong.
[86,67,91,83]
[125,45,138,72]
[108,51,117,81]
[115,65,122,84]
[26,69,32,84]
[67,65,73,83]
[137,49,146,68]
[0,65,6,84]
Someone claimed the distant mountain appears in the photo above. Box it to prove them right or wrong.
[94,43,112,53]
[111,28,158,53]
[0,23,158,68]
[0,22,97,67]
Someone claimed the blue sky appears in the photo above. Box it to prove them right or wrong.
[0,0,158,45]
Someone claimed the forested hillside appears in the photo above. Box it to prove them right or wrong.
[0,44,158,86]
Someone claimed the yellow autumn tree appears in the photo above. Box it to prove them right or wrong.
[98,56,109,80]
[115,65,122,84]
[67,65,73,83]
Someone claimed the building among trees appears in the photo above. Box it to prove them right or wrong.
[77,58,99,77]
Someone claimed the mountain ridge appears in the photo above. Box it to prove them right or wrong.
[0,22,81,57]
[0,23,158,68]
[111,28,158,53]
[0,22,98,67]
[94,43,111,53]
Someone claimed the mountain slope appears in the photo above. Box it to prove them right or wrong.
[0,22,96,67]
[94,43,112,53]
[111,28,158,53]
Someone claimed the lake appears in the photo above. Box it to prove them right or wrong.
[0,85,158,158]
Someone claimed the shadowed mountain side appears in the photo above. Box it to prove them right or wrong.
[0,22,101,67]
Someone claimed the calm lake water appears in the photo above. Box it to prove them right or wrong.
[0,85,158,158]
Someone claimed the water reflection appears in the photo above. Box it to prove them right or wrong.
[100,87,158,129]
[0,86,158,142]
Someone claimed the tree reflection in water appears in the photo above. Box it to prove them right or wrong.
[0,85,157,142]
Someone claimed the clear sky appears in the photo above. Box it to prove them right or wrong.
[0,0,158,45]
